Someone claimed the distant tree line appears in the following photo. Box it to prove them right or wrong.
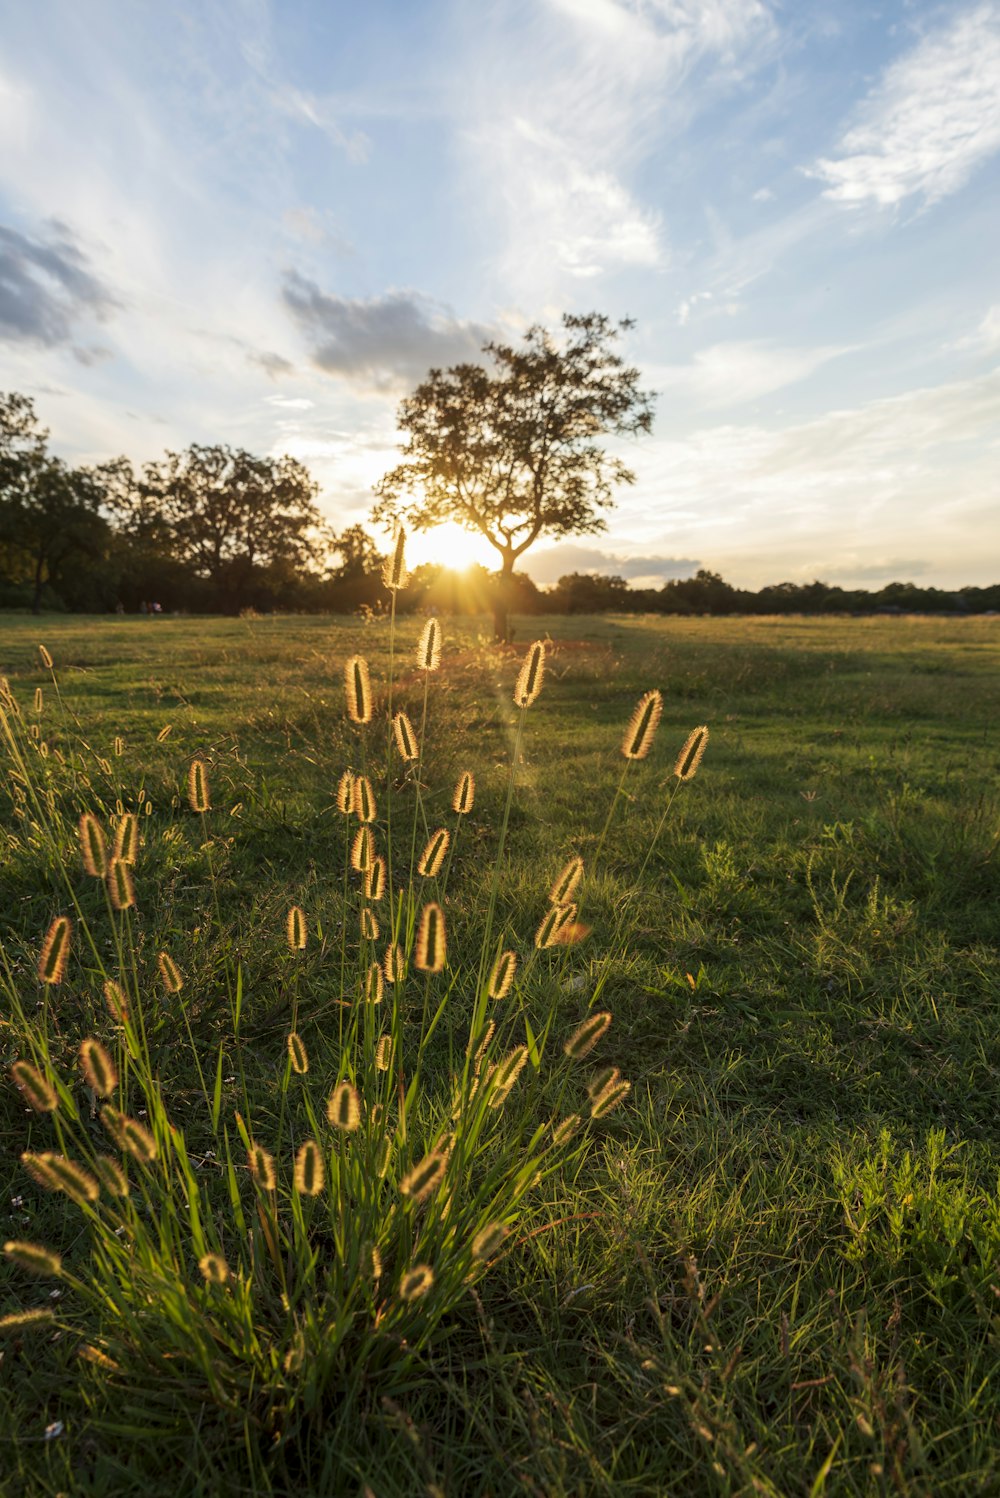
[2,392,996,618]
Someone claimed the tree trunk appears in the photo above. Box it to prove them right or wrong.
[493,556,515,643]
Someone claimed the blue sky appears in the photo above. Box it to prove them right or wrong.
[1,0,998,588]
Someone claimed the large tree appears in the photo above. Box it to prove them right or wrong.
[371,313,655,640]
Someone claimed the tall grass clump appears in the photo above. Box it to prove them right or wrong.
[0,610,706,1481]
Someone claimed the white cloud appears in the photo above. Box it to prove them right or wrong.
[650,339,850,406]
[813,4,1000,209]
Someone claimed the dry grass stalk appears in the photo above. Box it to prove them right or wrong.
[488,1046,529,1108]
[158,952,183,993]
[248,1143,276,1190]
[22,1151,100,1205]
[336,769,355,814]
[549,856,584,905]
[199,1253,230,1284]
[375,1035,392,1071]
[487,951,517,1000]
[590,1077,632,1118]
[382,527,408,592]
[80,1039,117,1098]
[365,963,385,1005]
[400,1152,447,1202]
[108,858,136,911]
[102,1108,157,1163]
[535,902,577,949]
[345,656,373,725]
[294,1139,325,1196]
[351,826,375,873]
[38,916,71,985]
[415,902,446,973]
[188,759,210,813]
[452,770,475,815]
[4,1240,63,1277]
[38,644,53,668]
[364,856,386,902]
[92,1156,130,1197]
[551,1114,582,1145]
[513,640,546,708]
[353,775,377,823]
[11,1060,58,1113]
[417,828,449,877]
[675,725,709,781]
[400,1263,434,1301]
[286,905,307,951]
[393,711,418,761]
[113,812,139,864]
[287,1032,309,1074]
[103,979,129,1022]
[384,943,406,985]
[327,1080,361,1132]
[564,1011,612,1060]
[622,689,663,760]
[360,907,380,941]
[79,814,107,878]
[416,617,441,672]
[472,1223,509,1261]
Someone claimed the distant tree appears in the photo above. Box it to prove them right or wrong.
[143,444,327,611]
[330,524,384,581]
[372,313,655,641]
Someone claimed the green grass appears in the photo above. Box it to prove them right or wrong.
[1,611,998,1497]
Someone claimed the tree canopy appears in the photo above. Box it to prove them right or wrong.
[372,312,656,638]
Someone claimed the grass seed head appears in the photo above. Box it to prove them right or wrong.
[416,617,441,672]
[188,759,210,812]
[487,950,517,1000]
[38,644,53,668]
[158,952,183,993]
[400,1263,434,1301]
[393,710,419,761]
[4,1240,63,1277]
[415,902,446,973]
[336,769,355,814]
[513,640,546,708]
[327,1080,361,1132]
[22,1151,100,1205]
[535,902,576,949]
[108,858,135,911]
[79,814,108,878]
[623,689,663,760]
[675,725,709,781]
[0,1308,55,1334]
[351,825,374,873]
[103,978,129,1023]
[102,1108,158,1163]
[286,905,307,951]
[353,774,377,823]
[199,1253,230,1284]
[375,1034,392,1071]
[452,770,475,815]
[294,1139,325,1196]
[472,1223,509,1261]
[549,856,584,905]
[586,1065,620,1100]
[400,1152,447,1203]
[360,906,380,941]
[369,1243,383,1279]
[488,1045,529,1107]
[38,916,71,985]
[366,963,385,1005]
[552,1114,582,1145]
[11,1060,58,1113]
[417,828,450,877]
[80,1039,117,1098]
[248,1143,276,1190]
[382,527,408,592]
[364,855,386,902]
[590,1077,632,1118]
[345,655,373,725]
[384,942,407,985]
[92,1156,130,1197]
[113,812,140,864]
[564,1011,612,1061]
[287,1031,309,1074]
[34,686,43,712]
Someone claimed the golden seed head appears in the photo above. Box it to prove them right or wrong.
[22,1151,100,1205]
[353,774,377,823]
[513,640,546,708]
[563,1011,612,1061]
[114,735,124,757]
[375,1034,392,1071]
[675,725,709,781]
[487,951,517,1001]
[34,686,43,712]
[286,905,307,951]
[199,1253,230,1285]
[400,1152,447,1203]
[294,1139,325,1196]
[384,942,407,985]
[351,825,375,873]
[188,759,210,813]
[80,1039,117,1098]
[586,1065,620,1100]
[552,1114,582,1146]
[38,916,71,985]
[38,644,53,669]
[535,902,577,949]
[364,855,386,902]
[590,1078,632,1118]
[102,1107,158,1164]
[623,689,663,760]
[400,1263,434,1302]
[369,1243,383,1279]
[92,1156,130,1197]
[488,1045,529,1107]
[11,1060,58,1113]
[452,770,475,815]
[366,963,385,1005]
[417,828,450,878]
[345,655,373,725]
[336,769,355,814]
[471,1223,509,1261]
[327,1080,361,1132]
[156,724,172,742]
[549,856,584,905]
[108,858,135,912]
[79,814,107,878]
[4,1240,63,1277]
[470,1021,496,1069]
[393,710,419,761]
[0,1309,55,1334]
[248,1143,276,1190]
[103,978,129,1023]
[360,906,380,941]
[287,1031,309,1075]
[552,920,592,948]
[78,1343,121,1371]
[113,812,139,864]
[158,952,183,993]
[414,901,446,974]
[416,617,441,672]
[382,527,408,592]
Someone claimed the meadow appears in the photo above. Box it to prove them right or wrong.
[1,609,998,1498]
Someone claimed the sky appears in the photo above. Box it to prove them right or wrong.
[0,0,998,590]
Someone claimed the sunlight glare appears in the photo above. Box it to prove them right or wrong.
[405,522,497,573]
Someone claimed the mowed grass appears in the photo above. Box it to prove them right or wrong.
[1,611,999,1498]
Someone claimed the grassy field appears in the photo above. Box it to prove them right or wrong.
[1,610,998,1497]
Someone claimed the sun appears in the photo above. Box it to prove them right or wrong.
[404,522,497,573]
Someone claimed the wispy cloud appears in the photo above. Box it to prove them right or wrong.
[813,4,1000,209]
[523,540,699,585]
[282,275,495,392]
[0,221,118,349]
[651,338,851,407]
